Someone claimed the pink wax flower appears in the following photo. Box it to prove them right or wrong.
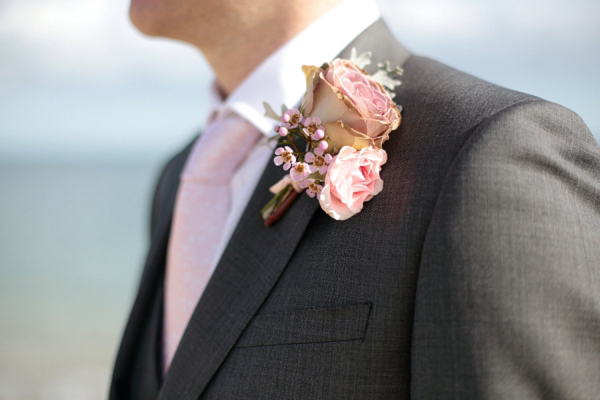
[302,117,325,140]
[299,179,323,198]
[282,106,302,129]
[305,149,333,175]
[290,162,310,182]
[273,146,296,170]
[274,125,289,137]
[316,140,328,152]
[319,146,387,220]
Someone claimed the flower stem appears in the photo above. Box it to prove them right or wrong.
[264,189,300,227]
[286,135,301,154]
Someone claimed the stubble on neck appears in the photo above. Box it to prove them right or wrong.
[194,0,345,96]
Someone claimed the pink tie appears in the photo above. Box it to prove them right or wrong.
[163,112,262,374]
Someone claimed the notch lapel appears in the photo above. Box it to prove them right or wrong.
[159,154,320,399]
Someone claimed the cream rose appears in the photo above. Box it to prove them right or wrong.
[301,59,400,152]
[319,146,387,220]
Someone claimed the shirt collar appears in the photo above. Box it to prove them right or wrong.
[209,0,380,136]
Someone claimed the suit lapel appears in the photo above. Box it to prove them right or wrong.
[158,19,411,400]
[159,154,320,399]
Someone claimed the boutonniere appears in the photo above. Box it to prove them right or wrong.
[262,49,403,226]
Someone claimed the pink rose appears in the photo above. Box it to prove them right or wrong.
[301,59,400,152]
[319,146,387,221]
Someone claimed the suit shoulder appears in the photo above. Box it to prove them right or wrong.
[429,98,600,241]
[396,55,598,180]
[397,58,600,259]
[473,99,596,150]
[407,59,600,258]
[452,98,598,179]
[400,56,538,121]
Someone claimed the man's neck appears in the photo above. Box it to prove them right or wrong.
[199,0,344,97]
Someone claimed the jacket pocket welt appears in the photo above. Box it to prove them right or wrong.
[236,303,372,348]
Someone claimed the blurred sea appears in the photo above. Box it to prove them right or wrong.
[0,162,160,400]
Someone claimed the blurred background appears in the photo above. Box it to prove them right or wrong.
[0,0,598,398]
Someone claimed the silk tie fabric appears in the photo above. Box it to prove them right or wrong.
[163,112,262,374]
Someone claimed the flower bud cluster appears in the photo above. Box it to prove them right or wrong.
[272,107,332,197]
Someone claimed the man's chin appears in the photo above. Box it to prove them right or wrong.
[129,0,174,38]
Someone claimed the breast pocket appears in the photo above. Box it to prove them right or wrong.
[236,303,372,348]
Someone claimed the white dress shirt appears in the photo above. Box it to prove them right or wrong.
[197,0,380,278]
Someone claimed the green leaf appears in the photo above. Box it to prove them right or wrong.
[349,48,372,69]
[372,70,402,91]
[371,61,403,93]
[263,102,281,121]
[307,172,326,181]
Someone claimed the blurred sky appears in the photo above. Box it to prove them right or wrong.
[0,0,599,163]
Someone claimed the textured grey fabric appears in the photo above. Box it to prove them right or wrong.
[412,101,600,399]
[236,303,372,348]
[110,19,600,400]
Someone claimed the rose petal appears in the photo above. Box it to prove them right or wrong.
[317,146,386,221]
[323,121,373,151]
[300,65,323,116]
[319,182,356,221]
[311,59,401,145]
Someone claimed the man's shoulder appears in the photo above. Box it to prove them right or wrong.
[382,54,599,232]
[413,55,594,146]
[395,54,596,162]
[406,58,600,233]
[400,55,537,126]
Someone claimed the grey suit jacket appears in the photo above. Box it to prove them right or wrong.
[110,20,600,399]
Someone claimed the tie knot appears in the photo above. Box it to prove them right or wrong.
[182,113,263,183]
